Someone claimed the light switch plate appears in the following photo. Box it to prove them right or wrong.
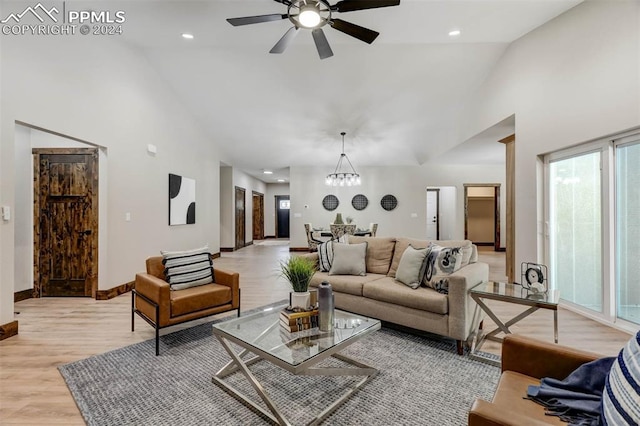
[1,206,10,221]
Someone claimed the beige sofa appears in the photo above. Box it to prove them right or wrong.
[301,236,489,354]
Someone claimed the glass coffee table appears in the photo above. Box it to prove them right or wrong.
[469,281,560,366]
[212,304,381,426]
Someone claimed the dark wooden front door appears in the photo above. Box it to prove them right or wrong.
[235,186,246,250]
[252,192,264,241]
[34,148,98,297]
[275,195,290,239]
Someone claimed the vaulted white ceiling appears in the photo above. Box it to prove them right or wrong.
[118,0,582,182]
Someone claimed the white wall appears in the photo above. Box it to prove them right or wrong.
[1,35,222,324]
[265,183,290,237]
[289,165,505,248]
[462,0,640,269]
[437,186,457,241]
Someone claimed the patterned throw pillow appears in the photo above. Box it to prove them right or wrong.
[395,245,431,289]
[423,244,462,294]
[601,330,640,425]
[317,235,348,272]
[161,245,214,290]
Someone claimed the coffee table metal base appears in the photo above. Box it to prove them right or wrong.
[212,335,379,426]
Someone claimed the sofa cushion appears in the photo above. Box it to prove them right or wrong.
[395,245,430,289]
[388,238,431,278]
[348,236,396,275]
[170,283,231,317]
[423,244,463,293]
[602,330,640,425]
[309,271,387,296]
[161,246,214,290]
[330,242,367,276]
[362,277,448,314]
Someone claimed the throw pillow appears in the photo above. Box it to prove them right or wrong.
[395,245,431,289]
[423,244,463,294]
[601,330,640,425]
[329,242,367,276]
[317,235,348,272]
[161,245,214,290]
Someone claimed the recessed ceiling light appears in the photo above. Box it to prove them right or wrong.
[448,29,461,37]
[263,170,273,175]
[277,179,285,182]
[182,33,194,40]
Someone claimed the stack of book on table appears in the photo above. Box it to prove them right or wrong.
[279,308,319,333]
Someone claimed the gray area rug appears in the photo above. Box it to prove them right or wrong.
[59,304,500,425]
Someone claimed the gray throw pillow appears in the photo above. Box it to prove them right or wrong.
[329,242,367,276]
[317,235,348,272]
[395,245,431,289]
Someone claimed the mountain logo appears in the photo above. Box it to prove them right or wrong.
[1,3,59,24]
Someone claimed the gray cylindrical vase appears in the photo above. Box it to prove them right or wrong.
[318,281,334,332]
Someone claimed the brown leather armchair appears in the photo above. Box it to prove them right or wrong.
[132,256,240,355]
[468,334,601,425]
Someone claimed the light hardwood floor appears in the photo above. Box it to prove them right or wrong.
[0,242,633,425]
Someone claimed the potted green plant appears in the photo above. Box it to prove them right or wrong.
[280,256,316,308]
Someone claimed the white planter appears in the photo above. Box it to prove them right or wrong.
[290,291,311,309]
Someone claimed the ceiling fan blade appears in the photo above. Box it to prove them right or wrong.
[311,28,334,60]
[330,18,379,44]
[226,14,288,26]
[332,0,400,13]
[270,27,300,54]
[272,0,292,5]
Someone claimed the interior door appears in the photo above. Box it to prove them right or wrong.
[34,148,98,297]
[235,186,246,250]
[275,195,290,239]
[426,189,440,240]
[252,192,264,241]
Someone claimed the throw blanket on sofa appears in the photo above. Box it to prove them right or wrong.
[526,357,615,425]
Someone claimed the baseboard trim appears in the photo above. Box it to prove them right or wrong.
[211,252,221,259]
[289,247,311,252]
[0,320,19,340]
[264,235,276,239]
[496,247,506,252]
[95,281,134,301]
[14,289,33,303]
[220,247,234,252]
[474,242,494,246]
[245,241,253,247]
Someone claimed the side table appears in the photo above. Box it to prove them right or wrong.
[469,281,560,366]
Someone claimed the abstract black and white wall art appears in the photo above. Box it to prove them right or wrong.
[169,173,196,225]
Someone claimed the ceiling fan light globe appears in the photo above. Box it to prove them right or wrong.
[299,8,321,28]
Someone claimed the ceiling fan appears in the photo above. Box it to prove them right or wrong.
[226,0,400,60]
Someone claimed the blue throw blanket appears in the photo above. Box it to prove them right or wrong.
[526,357,616,425]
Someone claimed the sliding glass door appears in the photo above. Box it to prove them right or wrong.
[616,138,640,324]
[546,131,640,328]
[548,151,603,313]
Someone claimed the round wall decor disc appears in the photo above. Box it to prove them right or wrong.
[322,195,339,211]
[351,194,369,211]
[380,194,398,211]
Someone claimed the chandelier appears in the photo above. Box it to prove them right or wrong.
[325,132,361,186]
